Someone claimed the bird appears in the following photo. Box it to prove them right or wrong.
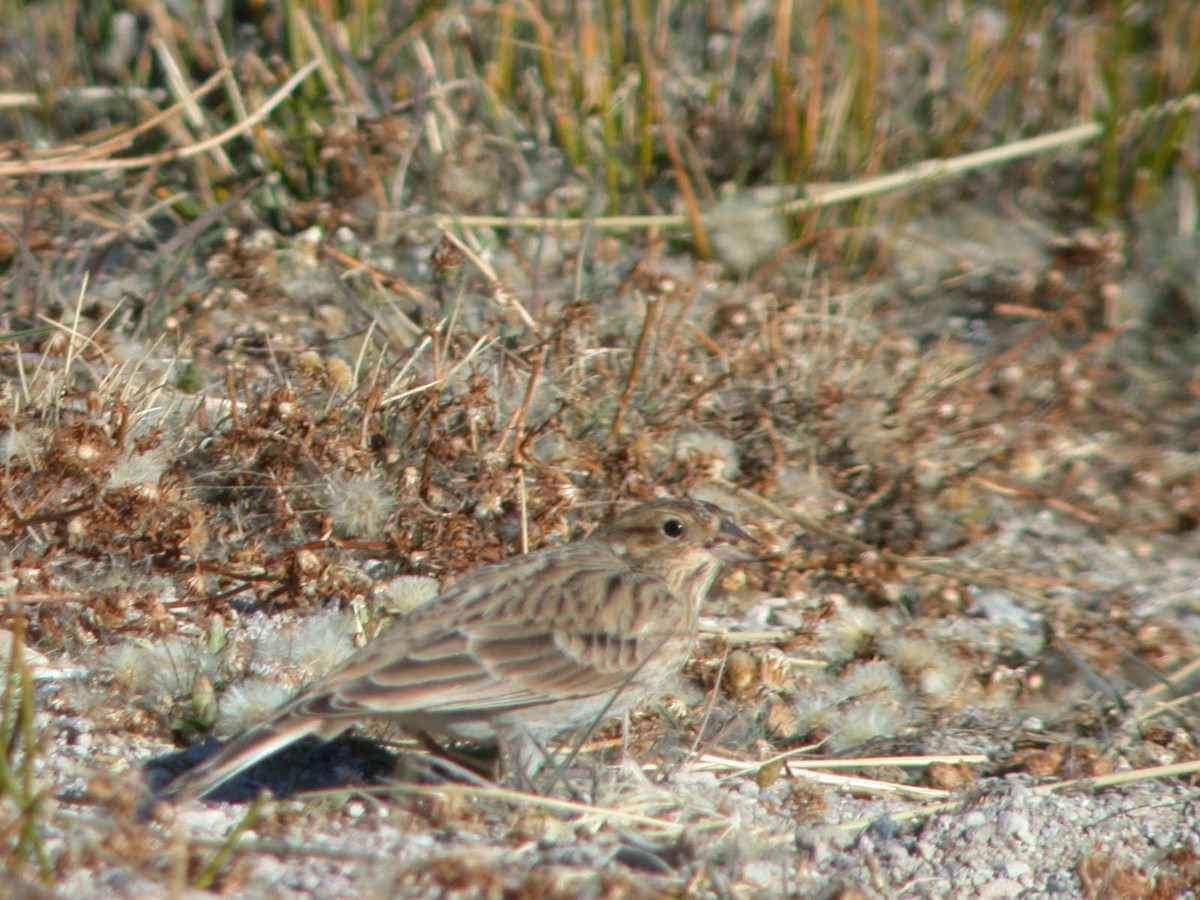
[158,497,755,802]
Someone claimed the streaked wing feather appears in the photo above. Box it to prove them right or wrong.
[469,567,685,702]
[308,566,684,720]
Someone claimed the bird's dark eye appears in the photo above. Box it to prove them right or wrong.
[662,517,685,538]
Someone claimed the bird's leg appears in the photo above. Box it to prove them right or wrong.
[497,725,555,791]
[413,732,498,787]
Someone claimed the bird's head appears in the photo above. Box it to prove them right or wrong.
[599,498,756,594]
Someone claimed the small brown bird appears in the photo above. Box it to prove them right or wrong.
[160,498,754,801]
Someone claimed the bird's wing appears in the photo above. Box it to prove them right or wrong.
[293,565,686,721]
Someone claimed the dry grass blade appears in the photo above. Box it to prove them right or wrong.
[608,294,657,444]
[697,751,990,781]
[346,782,704,837]
[0,60,319,176]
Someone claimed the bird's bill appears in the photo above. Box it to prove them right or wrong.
[705,517,757,562]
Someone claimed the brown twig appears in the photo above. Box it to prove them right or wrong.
[609,296,658,445]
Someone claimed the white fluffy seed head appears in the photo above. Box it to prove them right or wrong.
[789,680,840,737]
[880,635,966,704]
[326,471,396,537]
[252,611,356,685]
[917,657,966,703]
[103,640,152,690]
[880,636,943,674]
[217,679,294,733]
[820,605,882,662]
[103,637,213,700]
[375,575,440,615]
[0,429,37,464]
[673,430,741,480]
[325,356,354,391]
[825,696,900,752]
[836,660,903,702]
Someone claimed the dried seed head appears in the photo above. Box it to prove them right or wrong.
[103,637,214,700]
[820,605,883,662]
[326,471,396,537]
[50,423,117,476]
[724,649,759,698]
[315,304,346,333]
[295,549,322,577]
[765,700,804,742]
[757,649,794,690]
[826,696,900,752]
[430,235,463,279]
[927,762,974,791]
[296,350,324,374]
[0,428,37,464]
[881,636,942,674]
[66,516,88,547]
[325,357,354,392]
[674,430,741,480]
[253,612,356,685]
[917,659,966,704]
[837,660,903,702]
[789,680,839,737]
[375,575,440,615]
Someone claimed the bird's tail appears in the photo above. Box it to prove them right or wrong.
[158,711,337,802]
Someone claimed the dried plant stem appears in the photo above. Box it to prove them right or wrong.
[426,115,1191,235]
[0,60,319,177]
[192,794,267,889]
[495,353,543,466]
[609,295,658,445]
